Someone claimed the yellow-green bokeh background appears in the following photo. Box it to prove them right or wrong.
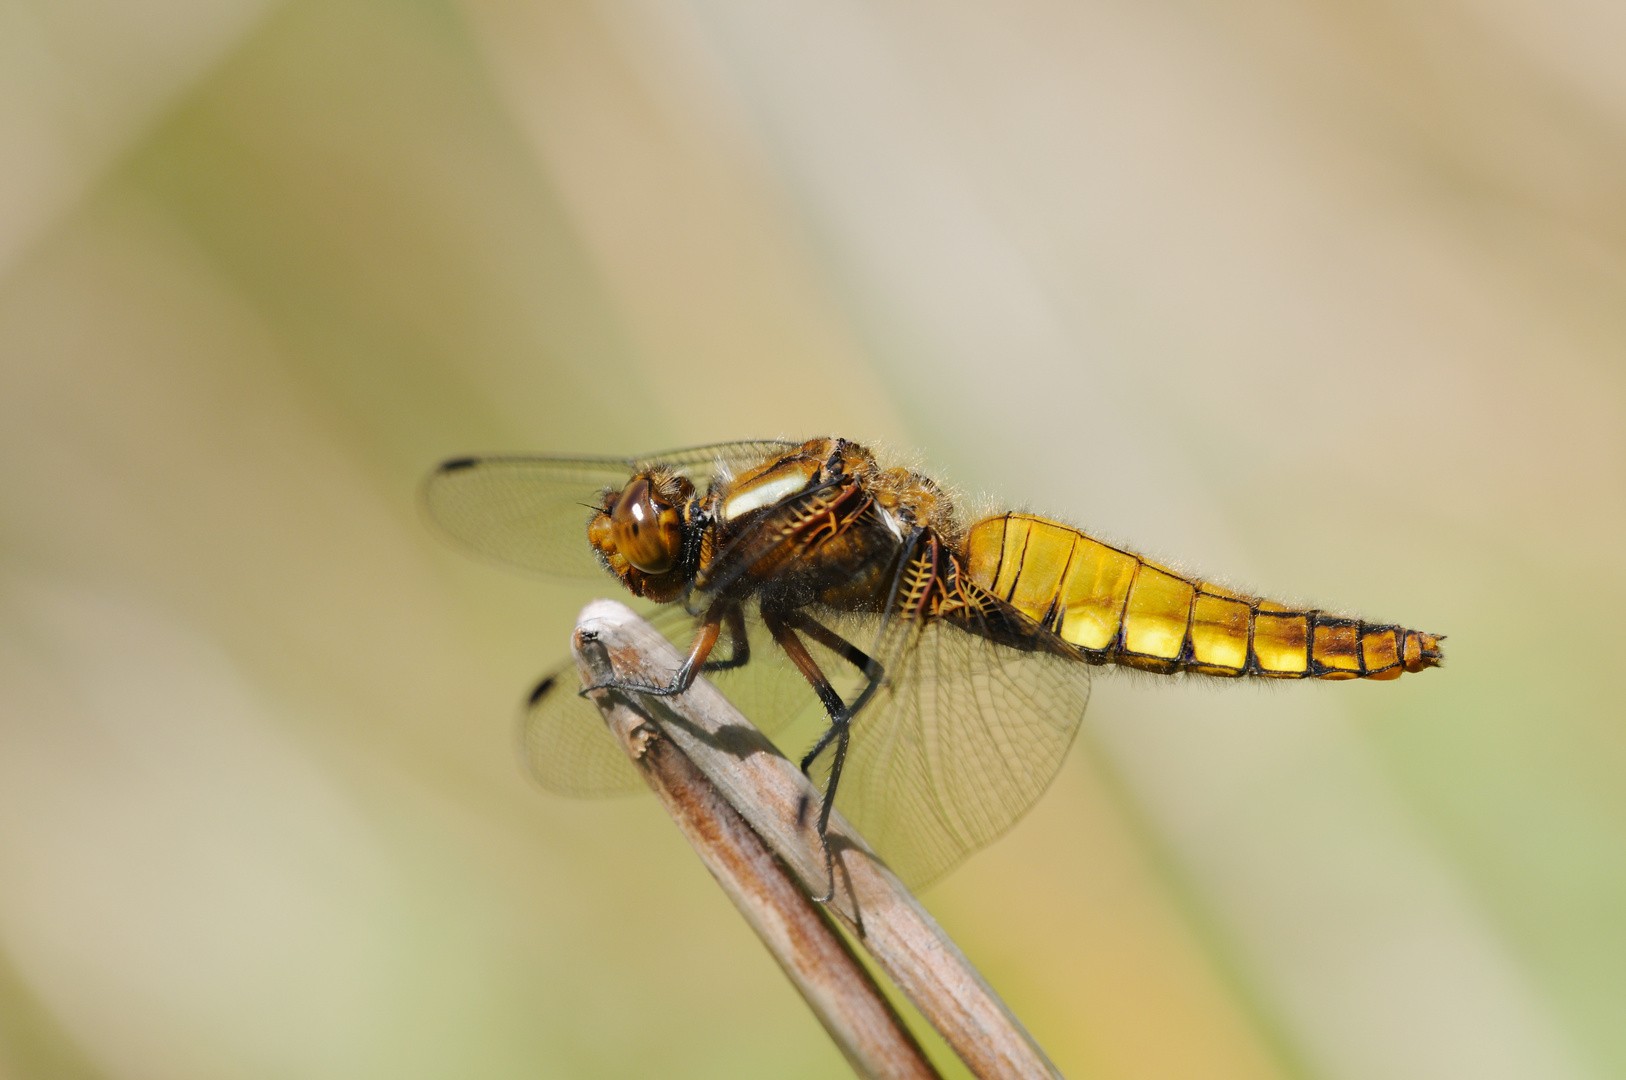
[3,1,1623,1077]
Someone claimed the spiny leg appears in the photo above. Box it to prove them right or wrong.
[580,605,723,698]
[784,610,884,720]
[763,608,884,903]
[701,605,750,673]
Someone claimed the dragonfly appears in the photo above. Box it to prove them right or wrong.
[424,437,1442,893]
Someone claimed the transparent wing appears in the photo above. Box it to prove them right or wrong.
[425,455,637,580]
[807,611,1092,890]
[520,603,822,797]
[422,440,799,579]
[520,657,646,796]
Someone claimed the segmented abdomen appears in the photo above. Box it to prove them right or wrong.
[963,514,1442,679]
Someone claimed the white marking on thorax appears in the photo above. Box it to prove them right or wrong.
[877,506,904,540]
[722,471,812,521]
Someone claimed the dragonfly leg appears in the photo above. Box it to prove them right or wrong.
[781,610,885,715]
[763,609,884,902]
[700,605,750,673]
[580,606,723,697]
[810,720,850,904]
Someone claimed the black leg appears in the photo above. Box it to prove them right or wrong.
[763,608,886,903]
[805,717,850,904]
[783,610,881,678]
[782,610,884,718]
[580,606,723,698]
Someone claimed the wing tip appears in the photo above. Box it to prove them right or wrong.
[527,674,559,706]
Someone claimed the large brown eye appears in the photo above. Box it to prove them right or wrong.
[610,477,682,574]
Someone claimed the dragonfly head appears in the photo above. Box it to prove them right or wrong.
[589,470,696,601]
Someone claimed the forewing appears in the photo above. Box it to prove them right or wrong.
[520,658,646,795]
[521,602,820,797]
[811,614,1091,889]
[425,456,630,578]
[423,440,798,578]
[638,439,800,470]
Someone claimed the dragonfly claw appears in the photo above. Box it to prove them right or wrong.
[577,674,688,699]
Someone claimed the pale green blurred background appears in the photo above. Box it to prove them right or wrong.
[2,1,1623,1077]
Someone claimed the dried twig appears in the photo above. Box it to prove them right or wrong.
[573,600,1062,1080]
[574,622,936,1079]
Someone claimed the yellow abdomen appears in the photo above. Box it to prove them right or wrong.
[963,514,1442,680]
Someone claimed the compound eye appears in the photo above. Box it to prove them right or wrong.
[610,477,682,574]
